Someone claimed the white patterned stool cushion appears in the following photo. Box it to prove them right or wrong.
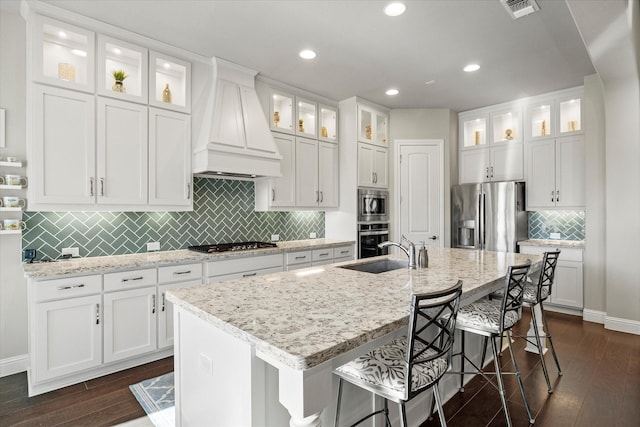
[456,297,520,333]
[335,337,448,402]
[492,284,548,305]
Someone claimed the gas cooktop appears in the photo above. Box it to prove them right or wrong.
[188,241,277,254]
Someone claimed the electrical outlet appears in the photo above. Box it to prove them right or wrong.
[310,232,317,239]
[147,242,160,252]
[549,232,561,239]
[61,247,79,257]
[271,234,280,242]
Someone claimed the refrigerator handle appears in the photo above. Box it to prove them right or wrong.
[480,192,486,249]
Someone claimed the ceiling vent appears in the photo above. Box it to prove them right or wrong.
[500,0,540,19]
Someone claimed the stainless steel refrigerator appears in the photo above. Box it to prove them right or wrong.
[452,181,527,252]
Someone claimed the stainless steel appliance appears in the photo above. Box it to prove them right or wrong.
[188,241,277,253]
[358,223,390,259]
[358,189,389,223]
[451,181,527,252]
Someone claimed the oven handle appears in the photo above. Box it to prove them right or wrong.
[359,230,390,237]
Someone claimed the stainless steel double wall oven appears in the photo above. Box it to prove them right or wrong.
[357,188,390,259]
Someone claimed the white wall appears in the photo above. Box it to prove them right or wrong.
[569,0,640,331]
[0,3,29,375]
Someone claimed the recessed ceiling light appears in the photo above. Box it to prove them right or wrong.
[385,88,399,96]
[464,64,480,72]
[384,2,407,17]
[299,49,317,60]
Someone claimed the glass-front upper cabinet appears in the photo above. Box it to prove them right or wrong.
[32,15,95,92]
[491,107,522,144]
[97,35,148,103]
[526,100,553,139]
[269,89,294,134]
[558,94,582,135]
[358,105,388,146]
[296,97,317,138]
[149,51,191,113]
[318,104,337,143]
[461,114,488,148]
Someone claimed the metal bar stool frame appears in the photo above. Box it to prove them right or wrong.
[448,262,534,427]
[334,281,464,427]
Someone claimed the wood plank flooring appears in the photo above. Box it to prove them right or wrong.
[0,311,638,426]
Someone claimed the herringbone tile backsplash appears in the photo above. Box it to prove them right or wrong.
[528,211,585,240]
[22,178,325,259]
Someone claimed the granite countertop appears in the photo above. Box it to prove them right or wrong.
[167,248,541,371]
[22,239,355,279]
[518,239,585,249]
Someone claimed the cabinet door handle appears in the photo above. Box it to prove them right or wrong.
[556,190,560,202]
[100,178,105,196]
[173,270,192,275]
[320,191,324,203]
[122,276,144,282]
[89,178,94,197]
[316,191,319,202]
[57,283,85,291]
[295,255,307,260]
[318,252,330,257]
[339,250,349,255]
[272,189,275,202]
[242,272,257,278]
[96,304,100,325]
[151,294,156,314]
[161,292,166,312]
[486,167,490,179]
[551,190,555,202]
[186,183,191,199]
[490,166,494,178]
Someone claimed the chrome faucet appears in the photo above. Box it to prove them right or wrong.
[378,235,417,269]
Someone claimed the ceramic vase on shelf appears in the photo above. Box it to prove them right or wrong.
[162,84,172,103]
[505,129,513,140]
[541,120,547,136]
[474,130,480,145]
[365,124,372,140]
[321,126,328,138]
[298,119,304,133]
[273,111,280,127]
[112,81,125,93]
[57,63,76,82]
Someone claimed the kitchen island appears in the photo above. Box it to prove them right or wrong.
[167,248,540,427]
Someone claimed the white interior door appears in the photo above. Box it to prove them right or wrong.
[398,141,444,248]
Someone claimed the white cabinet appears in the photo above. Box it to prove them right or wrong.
[296,96,317,138]
[519,245,583,309]
[358,104,388,146]
[285,250,313,271]
[97,35,148,103]
[318,104,338,143]
[284,244,354,271]
[296,138,339,208]
[358,143,388,188]
[148,108,192,207]
[255,133,296,210]
[525,135,584,210]
[460,143,524,183]
[31,85,95,206]
[149,51,191,113]
[157,262,203,349]
[333,244,355,262]
[30,275,102,384]
[525,91,583,140]
[97,97,148,205]
[206,253,283,283]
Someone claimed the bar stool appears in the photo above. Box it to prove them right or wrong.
[334,281,463,427]
[450,262,534,427]
[487,250,563,393]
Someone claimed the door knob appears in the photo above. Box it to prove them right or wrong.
[429,236,438,240]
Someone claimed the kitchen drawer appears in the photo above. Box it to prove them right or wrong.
[104,268,157,292]
[33,275,102,302]
[286,250,312,266]
[209,266,283,283]
[519,245,583,262]
[312,248,334,262]
[285,262,313,271]
[333,245,354,260]
[158,263,203,284]
[207,254,283,278]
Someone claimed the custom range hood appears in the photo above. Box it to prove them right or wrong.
[193,58,281,179]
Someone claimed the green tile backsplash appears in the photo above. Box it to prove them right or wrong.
[528,211,585,240]
[22,178,325,259]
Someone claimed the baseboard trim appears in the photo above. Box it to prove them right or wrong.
[605,316,640,335]
[583,309,606,324]
[0,354,28,378]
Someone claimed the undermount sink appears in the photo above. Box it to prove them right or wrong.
[338,258,408,274]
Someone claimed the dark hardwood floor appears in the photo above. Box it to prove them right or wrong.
[0,311,638,427]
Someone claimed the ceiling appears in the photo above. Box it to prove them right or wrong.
[19,0,596,111]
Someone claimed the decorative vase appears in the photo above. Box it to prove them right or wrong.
[162,84,172,103]
[365,125,372,140]
[505,129,513,140]
[298,119,304,133]
[274,111,280,127]
[321,126,328,138]
[58,63,76,82]
[541,120,547,136]
[474,130,480,145]
[112,81,125,93]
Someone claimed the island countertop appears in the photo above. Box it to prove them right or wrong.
[167,248,540,372]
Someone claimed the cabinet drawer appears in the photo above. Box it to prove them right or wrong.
[333,245,354,260]
[286,251,312,265]
[312,248,334,262]
[207,254,283,278]
[519,245,583,262]
[33,275,102,302]
[158,263,203,284]
[209,266,283,283]
[104,268,157,292]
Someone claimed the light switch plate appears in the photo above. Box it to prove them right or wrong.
[147,242,160,251]
[61,247,79,257]
[271,234,280,242]
[549,232,561,239]
[310,232,317,239]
